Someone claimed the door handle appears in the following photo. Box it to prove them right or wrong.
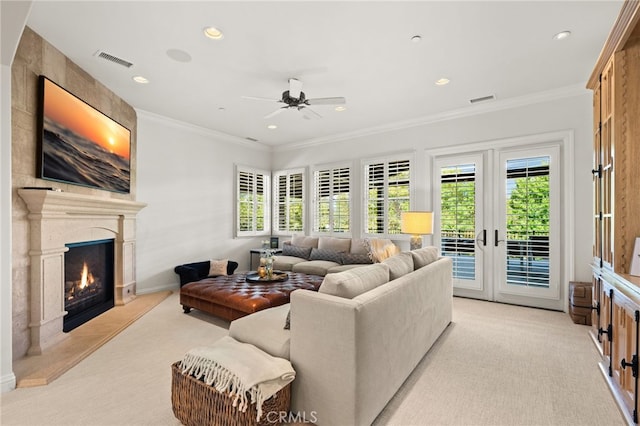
[494,230,505,247]
[476,230,487,248]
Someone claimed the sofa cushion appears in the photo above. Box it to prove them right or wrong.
[327,264,369,274]
[291,235,319,248]
[208,259,228,276]
[229,304,291,359]
[349,238,370,254]
[382,252,414,280]
[273,255,307,271]
[411,246,440,269]
[318,263,390,299]
[318,236,351,253]
[293,260,340,276]
[282,244,312,260]
[340,252,373,265]
[309,248,343,263]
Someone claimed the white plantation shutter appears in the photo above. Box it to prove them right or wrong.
[505,157,550,288]
[440,163,477,280]
[313,165,351,234]
[236,166,270,236]
[364,157,411,236]
[273,169,305,233]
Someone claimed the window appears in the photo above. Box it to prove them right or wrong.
[313,164,351,234]
[440,163,477,280]
[236,166,270,236]
[364,156,412,236]
[273,168,305,234]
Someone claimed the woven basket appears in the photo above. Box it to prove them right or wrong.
[171,362,291,426]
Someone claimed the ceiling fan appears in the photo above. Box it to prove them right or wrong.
[242,78,346,120]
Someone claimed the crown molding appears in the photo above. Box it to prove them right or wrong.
[587,0,639,89]
[135,109,270,152]
[274,84,589,153]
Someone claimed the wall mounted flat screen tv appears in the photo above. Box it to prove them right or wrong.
[37,75,131,193]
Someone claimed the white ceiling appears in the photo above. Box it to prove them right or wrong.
[25,1,623,147]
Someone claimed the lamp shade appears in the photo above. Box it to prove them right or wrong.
[401,211,433,235]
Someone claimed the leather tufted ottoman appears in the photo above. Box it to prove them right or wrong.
[180,272,324,321]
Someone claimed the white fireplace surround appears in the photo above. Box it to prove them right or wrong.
[18,189,146,355]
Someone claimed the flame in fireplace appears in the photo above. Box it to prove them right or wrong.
[79,262,95,289]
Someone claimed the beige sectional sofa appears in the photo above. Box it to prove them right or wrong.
[273,235,400,276]
[229,246,453,425]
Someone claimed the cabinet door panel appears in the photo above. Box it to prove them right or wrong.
[592,275,603,353]
[611,295,639,420]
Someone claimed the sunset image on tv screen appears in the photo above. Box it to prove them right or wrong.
[40,77,130,193]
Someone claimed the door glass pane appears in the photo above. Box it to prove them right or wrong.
[505,157,550,288]
[440,164,476,280]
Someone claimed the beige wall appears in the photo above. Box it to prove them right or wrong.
[11,27,137,359]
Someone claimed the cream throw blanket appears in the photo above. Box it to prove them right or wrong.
[367,238,401,262]
[180,336,295,421]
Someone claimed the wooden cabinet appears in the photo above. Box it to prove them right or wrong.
[590,1,640,423]
[591,272,640,424]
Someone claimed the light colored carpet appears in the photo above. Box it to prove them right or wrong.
[0,293,624,426]
[13,291,173,387]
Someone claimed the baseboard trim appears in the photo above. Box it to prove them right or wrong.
[136,283,178,295]
[1,372,16,392]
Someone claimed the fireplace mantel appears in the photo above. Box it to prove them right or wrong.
[18,189,147,216]
[18,189,146,355]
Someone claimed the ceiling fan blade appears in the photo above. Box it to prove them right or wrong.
[300,106,322,120]
[306,97,346,106]
[288,78,303,99]
[264,107,288,119]
[242,95,281,103]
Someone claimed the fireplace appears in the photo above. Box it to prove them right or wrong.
[18,188,146,355]
[64,239,115,332]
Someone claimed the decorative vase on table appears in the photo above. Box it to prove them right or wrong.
[260,248,276,279]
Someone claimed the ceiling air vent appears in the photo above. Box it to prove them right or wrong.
[469,94,496,104]
[245,137,259,142]
[94,50,133,68]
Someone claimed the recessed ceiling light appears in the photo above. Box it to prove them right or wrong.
[553,31,571,41]
[335,106,346,112]
[267,124,278,130]
[132,76,149,84]
[204,26,224,40]
[411,35,422,43]
[435,78,450,86]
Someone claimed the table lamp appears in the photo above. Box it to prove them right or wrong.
[401,211,434,250]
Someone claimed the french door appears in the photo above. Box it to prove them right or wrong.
[434,145,561,310]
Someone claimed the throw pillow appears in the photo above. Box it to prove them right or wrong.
[284,310,290,330]
[340,252,373,265]
[282,244,313,260]
[318,264,390,299]
[208,259,228,277]
[309,248,342,263]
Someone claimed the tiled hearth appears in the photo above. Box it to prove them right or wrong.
[18,189,146,355]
